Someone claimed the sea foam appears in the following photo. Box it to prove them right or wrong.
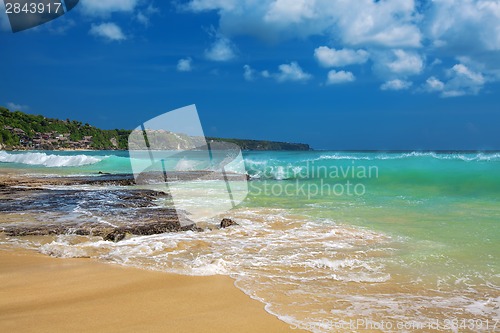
[0,151,105,167]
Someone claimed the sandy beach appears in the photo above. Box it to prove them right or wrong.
[0,249,301,333]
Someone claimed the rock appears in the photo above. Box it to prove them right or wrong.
[0,185,203,242]
[103,230,126,242]
[220,218,238,228]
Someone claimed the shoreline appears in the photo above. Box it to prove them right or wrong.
[0,248,303,333]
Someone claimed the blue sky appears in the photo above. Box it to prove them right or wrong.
[1,0,499,150]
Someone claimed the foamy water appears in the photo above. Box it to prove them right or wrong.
[0,151,106,167]
[3,205,498,332]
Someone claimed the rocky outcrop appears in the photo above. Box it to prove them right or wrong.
[220,218,238,228]
[3,217,201,242]
[0,178,202,242]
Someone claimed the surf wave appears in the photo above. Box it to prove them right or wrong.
[0,151,106,167]
[316,151,500,162]
[241,152,500,180]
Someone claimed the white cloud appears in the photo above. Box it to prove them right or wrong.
[274,62,312,83]
[89,22,126,41]
[451,63,485,85]
[425,76,445,92]
[264,0,316,24]
[80,0,139,16]
[184,0,421,47]
[379,49,424,76]
[326,70,356,85]
[314,47,369,68]
[261,70,271,78]
[442,63,485,97]
[205,34,237,61]
[427,0,500,51]
[329,0,421,48]
[423,64,486,97]
[177,58,193,72]
[381,79,412,91]
[243,65,256,81]
[387,50,424,75]
[7,102,29,111]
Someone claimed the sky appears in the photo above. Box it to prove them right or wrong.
[0,0,499,150]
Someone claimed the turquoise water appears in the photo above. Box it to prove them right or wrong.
[1,150,499,330]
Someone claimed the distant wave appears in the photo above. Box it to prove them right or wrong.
[0,151,106,167]
[316,151,500,162]
[241,151,500,180]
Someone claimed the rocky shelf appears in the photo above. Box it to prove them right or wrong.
[0,173,242,242]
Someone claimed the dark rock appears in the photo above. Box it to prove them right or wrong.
[0,185,203,242]
[104,230,126,242]
[220,218,238,228]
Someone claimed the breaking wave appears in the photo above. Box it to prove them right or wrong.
[0,151,106,167]
[315,151,500,161]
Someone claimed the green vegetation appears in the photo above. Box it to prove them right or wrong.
[206,137,310,151]
[0,106,310,151]
[0,106,127,150]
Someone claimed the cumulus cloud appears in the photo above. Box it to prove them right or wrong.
[425,76,445,92]
[177,58,193,72]
[89,22,126,41]
[243,65,256,81]
[423,64,486,97]
[205,34,237,61]
[381,79,413,91]
[427,0,500,52]
[451,64,485,84]
[6,102,29,111]
[80,0,139,16]
[442,63,486,97]
[326,70,356,85]
[376,49,424,77]
[264,0,316,24]
[314,47,369,68]
[184,0,421,47]
[329,0,421,48]
[274,62,312,83]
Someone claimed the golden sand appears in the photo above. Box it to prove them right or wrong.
[0,249,303,333]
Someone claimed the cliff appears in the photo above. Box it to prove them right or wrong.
[0,107,311,151]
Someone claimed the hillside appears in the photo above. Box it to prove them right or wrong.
[0,107,310,151]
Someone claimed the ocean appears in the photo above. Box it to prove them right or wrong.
[1,150,499,332]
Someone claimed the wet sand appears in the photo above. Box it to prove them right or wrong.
[0,249,301,333]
